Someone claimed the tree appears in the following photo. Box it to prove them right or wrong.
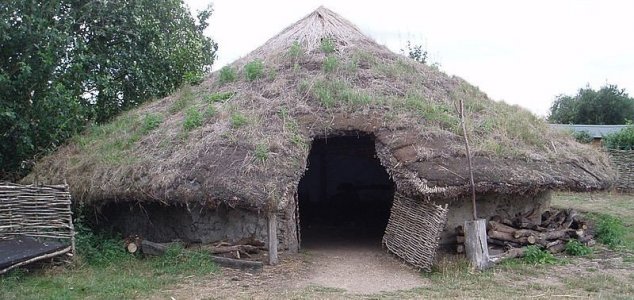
[0,0,218,180]
[548,84,634,125]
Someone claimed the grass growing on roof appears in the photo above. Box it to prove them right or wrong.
[244,60,264,81]
[218,66,236,84]
[183,107,203,131]
[206,91,234,103]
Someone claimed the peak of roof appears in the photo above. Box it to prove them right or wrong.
[244,6,379,60]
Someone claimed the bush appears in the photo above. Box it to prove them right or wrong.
[183,108,203,131]
[572,130,593,144]
[594,214,626,249]
[565,240,593,256]
[522,245,558,265]
[603,125,634,150]
[244,60,264,81]
[74,213,131,267]
[218,66,236,84]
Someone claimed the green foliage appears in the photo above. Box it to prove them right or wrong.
[244,60,265,81]
[603,125,634,150]
[204,105,217,118]
[254,144,269,162]
[565,240,593,256]
[169,87,195,113]
[402,40,428,64]
[0,0,218,180]
[522,245,559,265]
[206,91,235,103]
[320,38,336,53]
[230,112,248,128]
[218,66,237,84]
[74,213,131,267]
[141,114,163,134]
[548,84,634,125]
[572,130,593,144]
[183,71,205,85]
[312,79,371,108]
[183,108,203,131]
[323,56,339,72]
[593,213,626,249]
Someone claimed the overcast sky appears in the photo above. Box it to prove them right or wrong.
[185,0,634,116]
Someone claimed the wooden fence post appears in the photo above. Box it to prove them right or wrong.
[267,212,278,265]
[464,219,490,270]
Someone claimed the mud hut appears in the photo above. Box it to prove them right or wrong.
[26,7,613,270]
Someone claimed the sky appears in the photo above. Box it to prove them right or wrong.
[185,0,634,117]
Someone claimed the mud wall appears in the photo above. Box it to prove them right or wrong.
[434,191,552,247]
[100,202,296,250]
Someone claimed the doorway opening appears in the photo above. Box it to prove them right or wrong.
[297,133,395,248]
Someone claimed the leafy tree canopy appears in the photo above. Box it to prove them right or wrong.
[0,0,218,180]
[548,84,634,125]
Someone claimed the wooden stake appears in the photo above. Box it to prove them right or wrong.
[464,219,490,270]
[267,212,278,265]
[459,98,477,220]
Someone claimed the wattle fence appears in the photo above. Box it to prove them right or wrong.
[608,149,634,191]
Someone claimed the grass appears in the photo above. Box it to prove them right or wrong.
[320,38,335,53]
[254,143,269,162]
[218,66,236,85]
[322,55,338,72]
[244,59,264,81]
[206,91,234,103]
[169,86,195,114]
[0,221,217,300]
[141,113,162,134]
[310,79,372,108]
[552,192,634,250]
[230,112,248,128]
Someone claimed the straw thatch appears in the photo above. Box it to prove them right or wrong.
[24,7,614,211]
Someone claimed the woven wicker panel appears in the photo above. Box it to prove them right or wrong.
[382,193,448,271]
[0,183,73,241]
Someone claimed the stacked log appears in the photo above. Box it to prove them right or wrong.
[455,209,595,255]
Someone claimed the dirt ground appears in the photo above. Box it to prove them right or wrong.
[156,242,428,299]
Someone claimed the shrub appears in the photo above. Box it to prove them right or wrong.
[141,113,162,134]
[572,130,593,144]
[230,112,248,128]
[320,38,335,53]
[244,60,264,81]
[74,213,130,267]
[288,41,303,59]
[183,107,203,131]
[522,245,558,265]
[206,91,234,103]
[594,214,626,249]
[603,125,634,150]
[218,66,236,84]
[322,55,338,72]
[565,240,593,256]
[183,71,204,85]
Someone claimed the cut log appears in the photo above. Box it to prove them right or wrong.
[209,245,260,255]
[561,209,578,229]
[456,244,465,253]
[488,221,517,234]
[547,241,566,254]
[456,235,465,244]
[126,242,138,254]
[210,256,263,272]
[502,247,525,259]
[464,219,490,271]
[141,240,170,256]
[487,238,520,249]
[488,230,535,245]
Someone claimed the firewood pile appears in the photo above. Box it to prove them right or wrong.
[456,209,595,256]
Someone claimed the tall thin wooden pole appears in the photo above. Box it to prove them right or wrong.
[267,212,278,265]
[459,99,477,220]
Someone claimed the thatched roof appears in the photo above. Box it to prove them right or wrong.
[26,7,614,211]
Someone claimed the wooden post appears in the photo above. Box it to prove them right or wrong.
[464,219,490,270]
[267,212,278,265]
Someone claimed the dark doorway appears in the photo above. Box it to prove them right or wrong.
[298,134,395,247]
